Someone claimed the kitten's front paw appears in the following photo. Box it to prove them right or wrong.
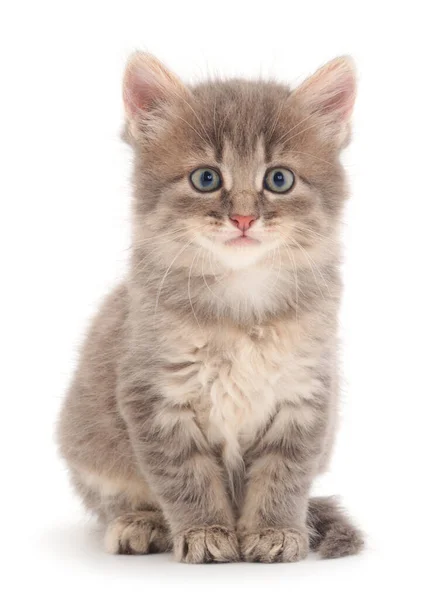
[239,527,309,563]
[174,525,240,563]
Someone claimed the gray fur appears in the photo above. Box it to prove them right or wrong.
[57,53,364,563]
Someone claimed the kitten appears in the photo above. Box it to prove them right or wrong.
[57,52,364,563]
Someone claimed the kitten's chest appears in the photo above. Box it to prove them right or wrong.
[160,321,314,461]
[199,329,283,452]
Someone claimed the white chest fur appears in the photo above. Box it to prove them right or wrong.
[158,316,322,468]
[200,328,282,465]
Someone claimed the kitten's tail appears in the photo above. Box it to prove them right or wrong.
[307,496,364,558]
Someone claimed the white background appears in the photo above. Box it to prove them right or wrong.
[1,1,444,598]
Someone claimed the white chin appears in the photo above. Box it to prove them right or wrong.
[215,244,272,270]
[197,234,278,270]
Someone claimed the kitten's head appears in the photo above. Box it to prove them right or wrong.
[124,53,356,272]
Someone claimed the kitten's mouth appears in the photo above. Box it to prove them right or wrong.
[224,235,261,247]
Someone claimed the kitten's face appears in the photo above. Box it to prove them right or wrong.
[125,55,355,272]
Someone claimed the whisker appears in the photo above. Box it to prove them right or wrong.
[132,233,192,273]
[282,241,300,329]
[268,98,287,142]
[275,112,314,145]
[294,151,335,167]
[134,233,189,249]
[209,251,225,283]
[188,249,203,330]
[279,222,332,245]
[218,103,232,146]
[293,226,329,242]
[154,238,195,317]
[212,97,218,144]
[267,246,283,295]
[280,120,323,146]
[166,85,214,147]
[294,239,330,299]
[201,251,233,309]
[175,115,209,147]
[133,227,190,244]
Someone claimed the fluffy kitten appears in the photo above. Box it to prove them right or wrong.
[58,53,364,563]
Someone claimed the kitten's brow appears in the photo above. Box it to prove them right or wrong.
[294,151,335,167]
[280,120,325,146]
[167,85,214,148]
[275,113,314,145]
[175,114,210,148]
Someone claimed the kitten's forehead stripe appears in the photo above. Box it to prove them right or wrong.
[192,80,291,161]
[254,136,267,192]
[220,134,267,194]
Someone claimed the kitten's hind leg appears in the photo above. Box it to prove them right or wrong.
[105,510,172,555]
[71,468,172,555]
[307,496,364,559]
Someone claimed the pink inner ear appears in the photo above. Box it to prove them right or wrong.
[299,59,356,126]
[319,76,355,121]
[124,68,163,118]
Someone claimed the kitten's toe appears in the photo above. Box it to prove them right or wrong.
[105,510,172,555]
[174,526,240,563]
[240,527,309,563]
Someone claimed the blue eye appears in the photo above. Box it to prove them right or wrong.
[264,168,295,193]
[190,168,222,192]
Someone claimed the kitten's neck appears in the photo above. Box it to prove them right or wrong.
[131,248,340,329]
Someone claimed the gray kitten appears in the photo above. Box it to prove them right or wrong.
[58,53,364,563]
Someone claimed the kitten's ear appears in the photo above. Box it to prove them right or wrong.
[123,52,188,122]
[292,56,357,146]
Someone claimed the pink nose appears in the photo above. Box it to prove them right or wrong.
[230,214,256,232]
